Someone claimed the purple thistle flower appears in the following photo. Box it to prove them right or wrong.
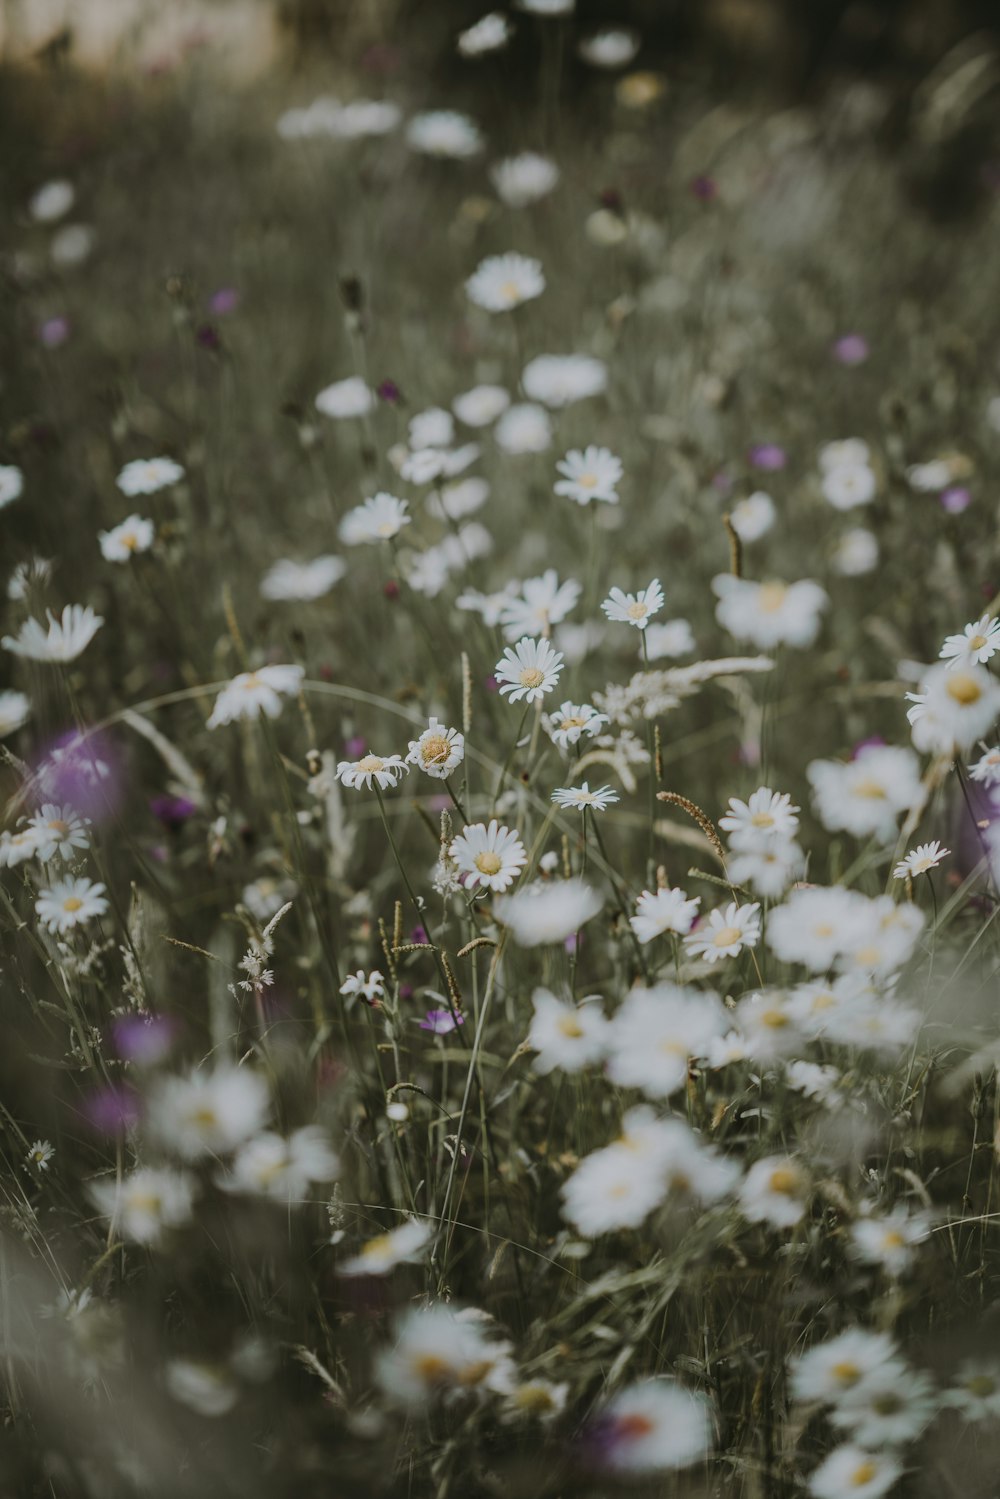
[832,333,869,366]
[208,287,240,315]
[377,379,401,403]
[419,1009,464,1035]
[748,443,787,472]
[111,1013,178,1066]
[941,486,972,515]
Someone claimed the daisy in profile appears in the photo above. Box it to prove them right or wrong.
[490,152,559,207]
[940,613,1000,669]
[336,754,408,791]
[500,570,581,640]
[0,465,24,509]
[493,878,603,944]
[494,637,564,703]
[449,820,527,891]
[116,456,184,496]
[712,575,828,649]
[406,717,465,779]
[405,110,483,158]
[466,252,545,312]
[602,578,664,631]
[90,1167,196,1245]
[339,1218,432,1276]
[35,875,108,934]
[260,556,346,601]
[521,353,607,408]
[547,700,608,749]
[0,828,45,867]
[339,492,410,545]
[376,1304,513,1409]
[893,840,949,880]
[551,782,619,812]
[26,804,89,861]
[314,376,374,419]
[630,886,700,943]
[0,690,30,737]
[339,970,386,1005]
[808,1447,900,1499]
[554,446,622,505]
[206,665,304,728]
[685,901,761,963]
[98,515,154,562]
[527,989,608,1073]
[738,1156,809,1228]
[588,1379,713,1475]
[3,604,103,663]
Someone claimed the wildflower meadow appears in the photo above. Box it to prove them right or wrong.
[4,3,1000,1495]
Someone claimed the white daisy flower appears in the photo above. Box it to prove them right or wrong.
[501,1380,568,1423]
[116,456,184,496]
[940,613,1000,669]
[578,28,640,68]
[731,989,803,1061]
[833,527,879,576]
[314,376,375,419]
[606,984,728,1098]
[405,110,483,159]
[339,970,386,1005]
[590,1379,713,1475]
[260,556,346,601]
[808,1447,900,1499]
[0,828,45,868]
[500,569,580,641]
[551,782,619,812]
[893,840,949,880]
[3,604,103,663]
[457,12,513,56]
[0,465,24,509]
[25,1139,54,1171]
[30,179,74,222]
[329,99,402,139]
[35,875,108,933]
[629,886,701,943]
[490,152,559,207]
[561,1130,672,1235]
[339,492,410,545]
[148,1067,269,1159]
[494,636,564,703]
[727,839,805,898]
[50,223,96,267]
[494,402,553,453]
[738,1155,809,1228]
[943,1360,1000,1420]
[0,690,31,737]
[712,575,828,650]
[452,384,510,427]
[336,754,409,791]
[466,252,545,312]
[601,578,664,630]
[643,618,695,660]
[684,901,761,963]
[91,1167,196,1245]
[546,700,608,748]
[98,514,154,562]
[819,438,871,472]
[906,662,1000,754]
[449,819,527,892]
[207,665,304,729]
[808,744,922,841]
[376,1304,514,1409]
[821,462,877,510]
[427,476,490,521]
[906,458,952,492]
[719,787,800,849]
[785,1059,842,1105]
[223,1126,339,1201]
[26,804,89,861]
[971,745,1000,783]
[339,1219,432,1275]
[521,353,607,408]
[554,445,622,505]
[493,877,603,944]
[849,1206,931,1275]
[729,491,774,541]
[527,989,608,1074]
[406,717,465,778]
[790,1328,898,1403]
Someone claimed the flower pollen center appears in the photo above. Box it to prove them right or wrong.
[768,1167,800,1196]
[421,735,451,765]
[948,673,982,705]
[475,851,503,876]
[356,755,384,773]
[851,1461,879,1488]
[62,896,83,913]
[758,582,788,612]
[627,601,648,620]
[520,667,545,689]
[714,925,742,947]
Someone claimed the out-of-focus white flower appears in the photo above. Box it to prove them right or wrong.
[849,1205,931,1275]
[99,515,154,562]
[832,527,879,576]
[729,491,774,541]
[339,492,410,545]
[30,180,74,222]
[405,111,483,158]
[165,1360,239,1418]
[91,1167,196,1245]
[527,989,608,1073]
[906,458,952,492]
[223,1126,339,1201]
[0,465,24,509]
[906,662,1000,753]
[3,604,103,663]
[207,665,304,728]
[713,575,828,649]
[466,252,545,312]
[521,353,607,408]
[643,618,695,659]
[458,12,512,56]
[339,1218,432,1275]
[629,887,700,943]
[376,1304,513,1408]
[588,1379,713,1475]
[943,1360,1000,1420]
[494,878,603,944]
[738,1156,809,1228]
[808,744,922,841]
[490,152,559,207]
[494,402,552,452]
[260,556,346,601]
[51,224,96,267]
[315,376,374,419]
[452,384,510,426]
[970,746,1000,783]
[821,462,877,511]
[790,1328,898,1404]
[578,28,640,69]
[149,1068,270,1159]
[808,1447,901,1499]
[117,457,184,496]
[555,446,622,505]
[606,984,727,1098]
[501,570,580,641]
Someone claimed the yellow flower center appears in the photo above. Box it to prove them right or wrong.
[851,1461,878,1487]
[520,667,544,689]
[760,1009,789,1028]
[578,472,598,488]
[970,633,988,651]
[413,1354,452,1384]
[853,777,887,799]
[751,812,775,827]
[475,851,503,876]
[62,896,83,913]
[376,521,396,538]
[128,1191,163,1214]
[361,1233,393,1261]
[757,582,788,613]
[420,735,451,766]
[768,1167,800,1196]
[832,1360,861,1386]
[561,715,586,730]
[356,755,384,773]
[190,1107,218,1129]
[48,819,69,835]
[713,925,742,947]
[966,1375,997,1397]
[121,532,139,551]
[514,1384,557,1413]
[557,1015,585,1039]
[947,673,981,705]
[813,922,834,937]
[501,280,522,301]
[853,944,881,966]
[627,601,648,620]
[881,1229,905,1248]
[242,673,261,689]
